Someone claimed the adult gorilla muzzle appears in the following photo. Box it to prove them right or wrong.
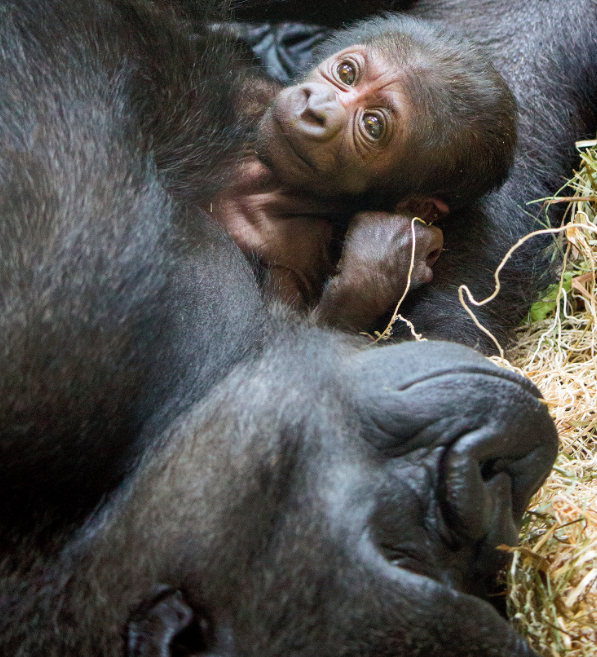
[348,340,558,592]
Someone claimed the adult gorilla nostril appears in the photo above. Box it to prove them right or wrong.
[439,430,519,543]
[480,457,505,482]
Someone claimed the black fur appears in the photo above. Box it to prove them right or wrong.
[0,0,262,526]
[0,1,561,655]
[392,0,597,349]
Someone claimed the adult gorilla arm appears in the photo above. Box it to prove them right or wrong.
[0,0,265,524]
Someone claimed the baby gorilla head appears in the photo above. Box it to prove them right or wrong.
[256,14,517,211]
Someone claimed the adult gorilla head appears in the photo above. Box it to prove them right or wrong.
[5,343,555,657]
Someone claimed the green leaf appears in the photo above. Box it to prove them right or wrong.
[524,273,574,323]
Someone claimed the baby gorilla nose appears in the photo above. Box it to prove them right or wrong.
[295,82,345,139]
[426,247,441,269]
[300,84,330,125]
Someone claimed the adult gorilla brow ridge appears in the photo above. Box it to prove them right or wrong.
[353,360,545,396]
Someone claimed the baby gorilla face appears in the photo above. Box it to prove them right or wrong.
[256,45,410,197]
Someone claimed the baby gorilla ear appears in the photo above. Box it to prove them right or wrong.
[126,586,222,657]
[395,197,450,223]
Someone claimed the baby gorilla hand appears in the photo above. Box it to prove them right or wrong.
[314,211,443,331]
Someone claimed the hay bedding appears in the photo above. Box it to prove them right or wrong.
[490,144,597,656]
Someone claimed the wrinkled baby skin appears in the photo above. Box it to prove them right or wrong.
[255,44,411,198]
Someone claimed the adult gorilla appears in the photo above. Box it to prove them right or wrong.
[0,1,560,656]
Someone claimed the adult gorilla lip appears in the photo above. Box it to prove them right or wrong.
[400,573,542,657]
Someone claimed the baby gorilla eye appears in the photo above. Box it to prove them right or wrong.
[362,113,384,140]
[337,61,356,85]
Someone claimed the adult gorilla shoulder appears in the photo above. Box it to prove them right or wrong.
[0,1,557,656]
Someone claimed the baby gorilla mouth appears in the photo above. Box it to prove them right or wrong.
[283,130,319,173]
[254,102,324,185]
[271,105,323,174]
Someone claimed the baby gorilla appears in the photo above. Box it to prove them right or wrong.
[211,14,517,330]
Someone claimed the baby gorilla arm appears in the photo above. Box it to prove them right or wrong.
[212,158,445,327]
[315,210,443,331]
[210,150,447,325]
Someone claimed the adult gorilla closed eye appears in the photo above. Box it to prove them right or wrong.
[0,1,557,656]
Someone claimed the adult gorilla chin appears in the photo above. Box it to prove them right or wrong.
[0,1,557,655]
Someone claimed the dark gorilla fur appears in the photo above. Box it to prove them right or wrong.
[0,0,569,655]
[0,0,258,515]
[393,0,597,349]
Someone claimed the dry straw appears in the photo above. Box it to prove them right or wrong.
[494,143,597,656]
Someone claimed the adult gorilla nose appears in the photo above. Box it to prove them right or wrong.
[295,82,345,139]
[440,425,541,544]
[349,341,558,546]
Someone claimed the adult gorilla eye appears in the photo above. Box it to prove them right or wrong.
[337,61,356,85]
[362,112,384,139]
